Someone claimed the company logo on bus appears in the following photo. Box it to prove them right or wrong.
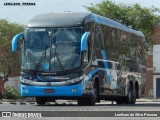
[47,82,51,86]
[42,72,57,75]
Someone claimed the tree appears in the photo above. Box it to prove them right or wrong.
[0,19,24,82]
[85,0,160,43]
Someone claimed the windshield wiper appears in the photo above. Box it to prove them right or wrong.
[52,44,64,71]
[32,46,47,76]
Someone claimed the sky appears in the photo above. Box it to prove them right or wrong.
[0,0,160,25]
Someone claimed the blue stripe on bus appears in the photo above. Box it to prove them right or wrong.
[83,68,100,85]
[93,14,99,23]
[92,14,144,37]
[101,50,112,81]
[83,50,112,83]
[88,68,100,79]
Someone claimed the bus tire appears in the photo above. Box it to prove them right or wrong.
[116,99,124,104]
[78,94,97,106]
[132,86,137,104]
[87,82,98,106]
[35,97,47,105]
[77,99,85,106]
[124,84,136,104]
[78,82,98,106]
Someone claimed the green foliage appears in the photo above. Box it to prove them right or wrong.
[0,19,24,81]
[148,89,154,97]
[85,0,160,40]
[2,86,22,99]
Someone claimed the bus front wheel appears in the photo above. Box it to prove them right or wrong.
[78,82,98,106]
[35,97,47,105]
[86,82,98,106]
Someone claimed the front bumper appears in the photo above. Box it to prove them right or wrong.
[21,82,84,97]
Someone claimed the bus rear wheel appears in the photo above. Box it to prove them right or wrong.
[124,84,136,104]
[116,99,124,104]
[35,97,47,105]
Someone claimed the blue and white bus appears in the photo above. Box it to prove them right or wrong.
[12,12,146,105]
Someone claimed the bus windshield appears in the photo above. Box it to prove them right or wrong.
[22,27,82,72]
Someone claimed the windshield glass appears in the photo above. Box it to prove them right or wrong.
[22,27,82,72]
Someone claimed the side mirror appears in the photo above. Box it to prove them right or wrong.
[12,33,23,52]
[81,32,90,51]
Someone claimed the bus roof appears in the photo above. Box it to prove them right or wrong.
[27,12,90,28]
[27,12,144,37]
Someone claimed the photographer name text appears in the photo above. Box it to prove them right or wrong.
[115,112,158,117]
[4,2,36,6]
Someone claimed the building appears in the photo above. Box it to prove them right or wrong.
[146,23,160,97]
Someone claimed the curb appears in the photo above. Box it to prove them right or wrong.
[0,101,36,105]
[0,99,36,105]
[0,101,77,105]
[136,97,160,102]
[1,98,160,105]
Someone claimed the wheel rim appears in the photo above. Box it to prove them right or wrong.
[128,90,132,103]
[93,88,97,100]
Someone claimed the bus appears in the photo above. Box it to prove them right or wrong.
[12,12,146,105]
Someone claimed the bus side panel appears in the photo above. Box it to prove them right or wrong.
[89,22,145,98]
[84,19,145,98]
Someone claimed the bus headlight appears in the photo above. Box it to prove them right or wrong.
[21,72,33,80]
[20,77,32,84]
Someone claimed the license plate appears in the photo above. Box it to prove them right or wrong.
[44,89,54,93]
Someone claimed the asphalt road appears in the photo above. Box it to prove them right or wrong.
[0,100,160,111]
[0,101,160,120]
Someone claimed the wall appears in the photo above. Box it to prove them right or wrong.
[145,23,160,96]
[145,55,153,96]
[150,23,160,44]
[4,76,20,91]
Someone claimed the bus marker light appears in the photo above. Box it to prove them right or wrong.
[24,89,28,93]
[72,88,77,92]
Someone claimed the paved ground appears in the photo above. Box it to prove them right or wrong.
[136,97,160,102]
[1,97,160,104]
[0,98,160,120]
